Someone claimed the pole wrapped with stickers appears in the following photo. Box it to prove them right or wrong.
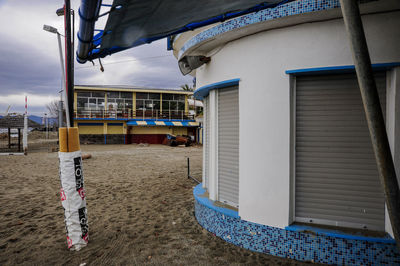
[59,127,88,251]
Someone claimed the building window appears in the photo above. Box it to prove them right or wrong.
[136,93,160,113]
[77,91,105,112]
[162,93,185,114]
[106,91,133,112]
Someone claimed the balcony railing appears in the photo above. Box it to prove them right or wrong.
[74,108,194,120]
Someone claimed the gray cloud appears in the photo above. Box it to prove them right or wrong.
[0,0,192,115]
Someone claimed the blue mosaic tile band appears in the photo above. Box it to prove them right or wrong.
[178,0,341,58]
[193,184,400,265]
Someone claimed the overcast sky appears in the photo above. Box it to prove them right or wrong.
[0,0,193,116]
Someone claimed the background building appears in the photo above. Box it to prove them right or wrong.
[74,85,199,144]
[188,98,204,144]
[173,0,400,264]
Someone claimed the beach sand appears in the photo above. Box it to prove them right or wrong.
[0,144,310,265]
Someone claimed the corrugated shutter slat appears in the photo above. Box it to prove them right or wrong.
[218,87,239,207]
[295,73,386,230]
[204,97,210,189]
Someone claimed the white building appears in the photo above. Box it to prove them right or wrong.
[173,0,400,264]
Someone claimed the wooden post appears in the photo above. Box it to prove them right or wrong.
[8,128,10,149]
[18,128,21,152]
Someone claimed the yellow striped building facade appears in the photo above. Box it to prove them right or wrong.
[73,85,199,144]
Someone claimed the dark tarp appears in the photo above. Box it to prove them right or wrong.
[78,0,290,62]
[102,0,285,49]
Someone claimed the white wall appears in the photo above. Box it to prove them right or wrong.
[196,11,400,229]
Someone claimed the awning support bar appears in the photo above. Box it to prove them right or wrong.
[340,0,400,250]
[76,0,102,63]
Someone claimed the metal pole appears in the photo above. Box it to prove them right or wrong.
[23,114,28,154]
[187,157,201,184]
[58,100,64,128]
[187,157,190,178]
[64,1,74,127]
[71,9,75,86]
[340,0,400,248]
[8,128,10,149]
[18,128,21,152]
[71,9,75,124]
[23,96,28,154]
[57,32,69,127]
[45,113,49,139]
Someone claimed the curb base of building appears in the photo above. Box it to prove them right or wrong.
[193,184,400,265]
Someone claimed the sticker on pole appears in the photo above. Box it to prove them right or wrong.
[59,150,88,251]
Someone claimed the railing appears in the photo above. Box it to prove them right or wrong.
[74,108,194,120]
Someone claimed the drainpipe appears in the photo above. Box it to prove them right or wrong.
[76,0,102,63]
[340,0,400,249]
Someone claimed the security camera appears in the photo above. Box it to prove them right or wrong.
[178,56,210,75]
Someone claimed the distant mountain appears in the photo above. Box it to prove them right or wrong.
[29,115,58,125]
[28,115,42,124]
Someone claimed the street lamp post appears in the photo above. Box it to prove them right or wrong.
[44,113,49,139]
[43,24,71,128]
[56,4,74,127]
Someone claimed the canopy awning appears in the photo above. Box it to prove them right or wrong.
[77,0,291,63]
[127,119,199,127]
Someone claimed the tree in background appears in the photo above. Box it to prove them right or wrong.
[180,84,194,91]
[46,99,65,127]
[46,100,60,118]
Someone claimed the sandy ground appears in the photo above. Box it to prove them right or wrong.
[0,144,311,265]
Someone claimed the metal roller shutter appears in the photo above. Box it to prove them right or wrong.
[218,86,239,207]
[295,73,386,230]
[204,97,210,189]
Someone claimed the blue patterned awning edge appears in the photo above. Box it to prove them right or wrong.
[194,79,240,100]
[127,119,199,127]
[77,0,292,63]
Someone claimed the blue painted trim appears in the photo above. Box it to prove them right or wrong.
[76,118,129,121]
[178,0,341,58]
[167,36,173,51]
[76,118,197,122]
[107,123,123,126]
[285,225,396,244]
[104,134,107,144]
[286,62,400,75]
[77,122,104,126]
[194,78,240,100]
[126,120,196,126]
[194,183,239,219]
[194,192,400,264]
[128,118,196,122]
